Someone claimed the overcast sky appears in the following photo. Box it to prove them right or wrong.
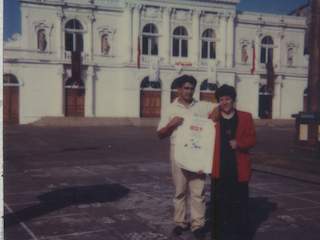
[3,0,312,40]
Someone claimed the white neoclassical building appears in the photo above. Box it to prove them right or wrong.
[3,0,309,124]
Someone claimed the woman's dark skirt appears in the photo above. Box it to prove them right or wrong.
[210,177,249,240]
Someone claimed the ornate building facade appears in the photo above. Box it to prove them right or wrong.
[3,0,309,124]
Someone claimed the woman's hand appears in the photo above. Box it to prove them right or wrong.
[229,140,239,149]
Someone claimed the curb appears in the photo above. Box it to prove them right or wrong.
[252,162,320,184]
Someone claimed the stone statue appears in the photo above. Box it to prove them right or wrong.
[102,35,110,55]
[38,30,47,51]
[287,48,293,67]
[242,45,248,63]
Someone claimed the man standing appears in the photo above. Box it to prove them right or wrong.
[157,75,217,239]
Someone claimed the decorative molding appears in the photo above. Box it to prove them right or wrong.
[141,6,161,19]
[172,9,192,22]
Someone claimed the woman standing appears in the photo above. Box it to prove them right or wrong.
[210,85,257,240]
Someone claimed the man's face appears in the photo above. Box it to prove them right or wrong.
[178,82,195,102]
[219,95,234,114]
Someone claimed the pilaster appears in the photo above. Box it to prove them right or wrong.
[226,13,235,68]
[192,9,202,67]
[85,66,95,117]
[162,7,172,65]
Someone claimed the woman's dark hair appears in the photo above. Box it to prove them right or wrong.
[176,75,197,88]
[216,84,237,101]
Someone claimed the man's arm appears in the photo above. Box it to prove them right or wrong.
[157,116,184,139]
[210,106,221,122]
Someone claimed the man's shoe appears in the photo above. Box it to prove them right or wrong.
[172,225,190,236]
[193,228,206,240]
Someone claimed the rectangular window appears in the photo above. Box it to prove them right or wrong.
[267,48,273,64]
[299,124,308,141]
[142,36,148,55]
[181,40,188,57]
[76,34,83,52]
[173,39,179,57]
[65,33,73,51]
[202,41,208,59]
[210,42,216,59]
[150,37,158,55]
[260,47,266,63]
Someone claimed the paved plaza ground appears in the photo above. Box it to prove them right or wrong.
[3,124,320,240]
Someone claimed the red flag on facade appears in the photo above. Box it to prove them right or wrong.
[137,37,141,69]
[251,40,255,75]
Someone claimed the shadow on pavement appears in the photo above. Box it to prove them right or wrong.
[204,197,277,239]
[4,183,130,227]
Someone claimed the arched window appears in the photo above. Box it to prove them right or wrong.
[142,24,158,56]
[65,19,84,52]
[101,34,110,55]
[172,27,188,57]
[3,74,19,85]
[65,77,85,88]
[201,29,216,59]
[140,77,161,89]
[260,36,274,64]
[200,80,217,103]
[38,29,47,51]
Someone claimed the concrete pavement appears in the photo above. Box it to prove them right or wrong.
[3,125,320,240]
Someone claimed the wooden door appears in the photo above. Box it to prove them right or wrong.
[140,90,161,117]
[65,88,85,117]
[3,86,19,124]
[200,92,217,103]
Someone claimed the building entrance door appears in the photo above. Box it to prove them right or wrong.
[3,86,19,124]
[65,88,85,117]
[259,85,273,119]
[140,90,161,117]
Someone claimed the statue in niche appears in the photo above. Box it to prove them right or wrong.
[102,35,110,55]
[287,48,293,67]
[38,30,47,51]
[242,45,248,63]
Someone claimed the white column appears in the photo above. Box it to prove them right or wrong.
[132,5,141,66]
[226,13,235,68]
[58,67,65,116]
[85,66,95,117]
[272,76,282,119]
[57,13,64,59]
[88,14,95,61]
[277,31,284,71]
[192,10,201,67]
[252,75,260,119]
[123,3,133,63]
[162,7,172,65]
[254,31,261,73]
[219,13,227,68]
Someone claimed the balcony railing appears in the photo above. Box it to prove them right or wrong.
[64,51,90,62]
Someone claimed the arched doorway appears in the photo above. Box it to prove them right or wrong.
[140,77,161,117]
[171,78,180,103]
[200,80,217,103]
[259,85,273,119]
[65,78,85,117]
[3,74,19,124]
